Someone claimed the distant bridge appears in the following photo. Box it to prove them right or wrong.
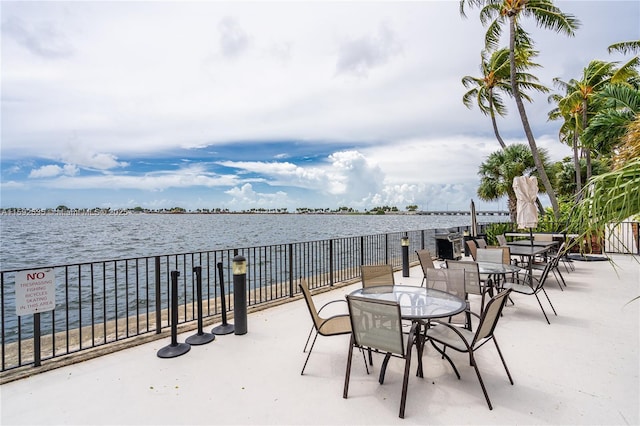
[415,210,509,216]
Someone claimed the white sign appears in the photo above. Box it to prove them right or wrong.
[15,268,56,316]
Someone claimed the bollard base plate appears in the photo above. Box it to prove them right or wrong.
[212,323,235,335]
[157,342,191,358]
[186,332,216,345]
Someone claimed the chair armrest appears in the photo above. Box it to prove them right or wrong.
[317,299,348,315]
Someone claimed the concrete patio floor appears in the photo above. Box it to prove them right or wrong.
[1,254,638,425]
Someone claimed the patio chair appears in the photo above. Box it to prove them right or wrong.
[466,240,478,260]
[530,242,567,291]
[425,289,514,410]
[361,264,395,288]
[343,295,420,419]
[445,260,491,313]
[416,249,436,286]
[496,234,508,247]
[476,238,488,248]
[299,280,352,375]
[502,261,557,324]
[425,268,470,329]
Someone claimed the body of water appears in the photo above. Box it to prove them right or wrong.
[0,213,507,271]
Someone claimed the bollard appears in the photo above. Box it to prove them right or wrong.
[212,262,234,335]
[401,235,410,278]
[186,266,216,345]
[232,255,247,335]
[158,271,191,358]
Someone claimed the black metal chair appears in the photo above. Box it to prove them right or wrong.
[426,289,514,410]
[502,261,557,324]
[343,295,420,419]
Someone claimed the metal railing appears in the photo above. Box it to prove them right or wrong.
[1,226,453,373]
[2,221,637,376]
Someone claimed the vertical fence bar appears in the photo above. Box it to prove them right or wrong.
[33,313,41,367]
[288,243,294,297]
[155,256,161,334]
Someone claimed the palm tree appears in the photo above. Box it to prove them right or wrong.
[477,143,549,222]
[582,83,640,159]
[460,0,580,220]
[462,47,548,149]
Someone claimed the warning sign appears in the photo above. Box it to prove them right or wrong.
[15,268,56,316]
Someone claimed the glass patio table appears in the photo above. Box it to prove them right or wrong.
[349,285,466,379]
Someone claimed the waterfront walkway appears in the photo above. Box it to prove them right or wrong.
[1,254,638,425]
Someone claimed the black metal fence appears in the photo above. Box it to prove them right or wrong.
[2,221,637,375]
[1,226,454,373]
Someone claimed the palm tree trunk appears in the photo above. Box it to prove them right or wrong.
[582,99,592,181]
[509,16,559,220]
[489,89,507,149]
[572,130,582,200]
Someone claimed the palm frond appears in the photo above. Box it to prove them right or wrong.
[608,40,640,55]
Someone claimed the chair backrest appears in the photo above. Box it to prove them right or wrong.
[473,289,511,344]
[476,238,488,248]
[466,240,478,260]
[346,295,405,356]
[425,268,466,300]
[445,260,481,295]
[299,280,322,330]
[496,234,508,247]
[361,264,395,288]
[534,234,554,242]
[476,248,503,263]
[416,249,436,275]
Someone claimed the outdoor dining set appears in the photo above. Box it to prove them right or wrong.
[299,233,571,419]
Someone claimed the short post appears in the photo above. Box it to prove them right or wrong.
[157,271,191,358]
[233,255,248,335]
[212,262,234,335]
[401,235,410,277]
[186,266,215,345]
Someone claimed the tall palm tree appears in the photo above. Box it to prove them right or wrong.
[548,88,583,195]
[477,143,549,222]
[462,47,548,149]
[460,0,580,220]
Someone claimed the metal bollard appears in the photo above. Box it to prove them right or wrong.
[157,271,191,358]
[232,255,247,335]
[186,266,215,345]
[212,262,234,335]
[401,235,410,277]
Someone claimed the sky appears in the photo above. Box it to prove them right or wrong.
[1,1,639,212]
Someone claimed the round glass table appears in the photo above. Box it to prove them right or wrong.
[349,285,466,321]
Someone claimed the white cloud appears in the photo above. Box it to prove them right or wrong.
[218,16,251,58]
[0,1,636,211]
[225,183,289,207]
[335,21,402,77]
[28,164,78,178]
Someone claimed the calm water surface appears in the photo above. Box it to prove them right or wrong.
[0,213,505,270]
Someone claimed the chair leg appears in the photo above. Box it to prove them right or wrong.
[493,338,514,385]
[429,340,460,379]
[541,288,557,315]
[533,294,551,324]
[303,326,315,352]
[301,333,319,374]
[469,352,494,410]
[343,338,355,398]
[399,348,413,419]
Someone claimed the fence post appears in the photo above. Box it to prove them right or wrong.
[288,243,294,296]
[155,256,161,334]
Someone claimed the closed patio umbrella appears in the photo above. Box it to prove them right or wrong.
[513,176,539,246]
[470,199,478,238]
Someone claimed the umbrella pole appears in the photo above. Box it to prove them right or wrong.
[530,228,533,247]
